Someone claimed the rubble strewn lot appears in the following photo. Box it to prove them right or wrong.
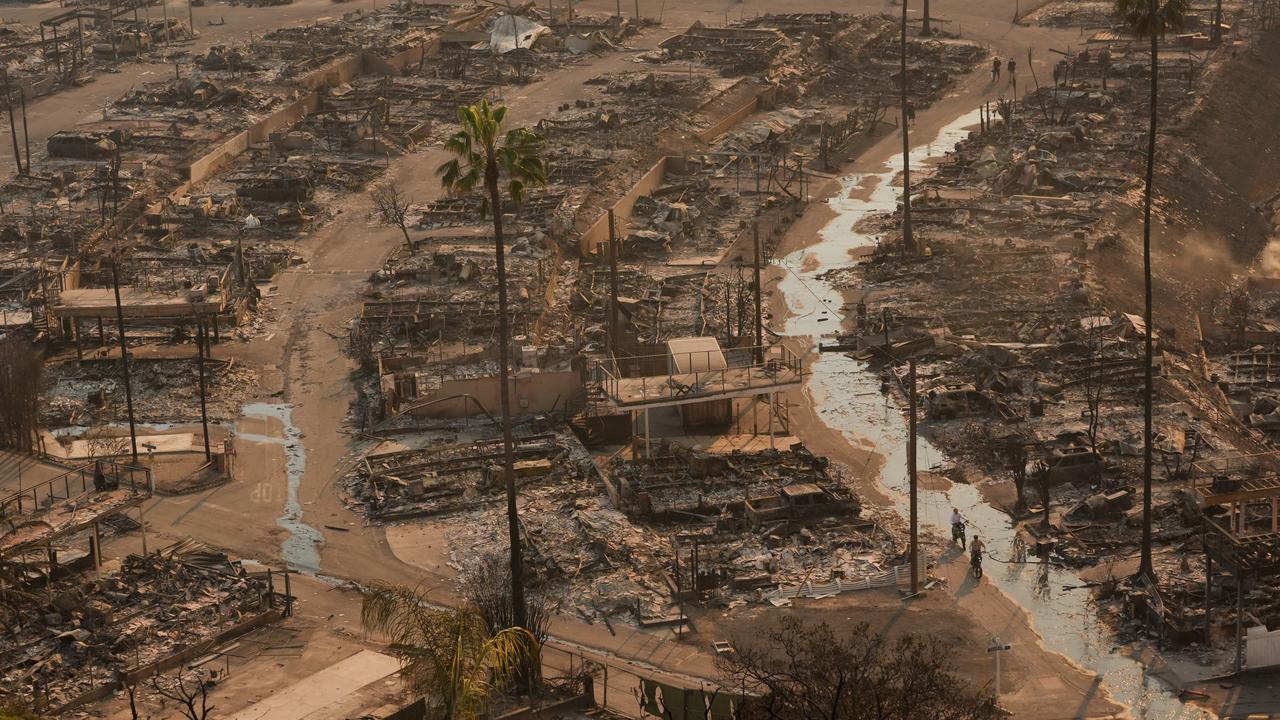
[0,3,200,106]
[0,542,285,711]
[350,428,902,624]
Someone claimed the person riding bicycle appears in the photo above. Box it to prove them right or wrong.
[969,535,986,571]
[950,508,966,546]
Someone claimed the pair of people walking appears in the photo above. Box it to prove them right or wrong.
[991,57,1017,84]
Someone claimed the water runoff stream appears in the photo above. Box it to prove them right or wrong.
[777,109,1209,719]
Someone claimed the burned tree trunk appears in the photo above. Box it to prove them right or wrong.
[0,337,42,452]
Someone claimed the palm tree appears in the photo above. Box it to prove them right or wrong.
[437,101,547,631]
[362,583,537,720]
[900,0,915,255]
[1114,0,1186,581]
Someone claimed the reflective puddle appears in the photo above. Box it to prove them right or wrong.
[241,402,323,573]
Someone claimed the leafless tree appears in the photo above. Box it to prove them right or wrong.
[84,433,131,461]
[1081,318,1110,457]
[1036,465,1053,533]
[1221,281,1252,345]
[718,616,1000,720]
[370,181,415,254]
[125,680,140,720]
[148,668,213,720]
[0,337,41,452]
[1004,436,1029,513]
[459,552,556,644]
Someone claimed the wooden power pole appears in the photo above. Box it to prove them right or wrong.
[196,319,211,460]
[2,70,23,175]
[900,0,915,255]
[111,260,138,462]
[753,221,764,360]
[606,209,621,360]
[909,358,919,594]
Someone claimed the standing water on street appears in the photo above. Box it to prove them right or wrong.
[779,109,1209,719]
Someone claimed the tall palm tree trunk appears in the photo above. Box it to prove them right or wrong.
[901,0,915,255]
[1139,0,1158,581]
[923,0,931,35]
[486,158,527,631]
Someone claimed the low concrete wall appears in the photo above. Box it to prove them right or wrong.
[185,33,442,186]
[296,52,365,90]
[122,608,284,684]
[408,369,581,418]
[1248,624,1280,668]
[576,83,778,256]
[578,156,677,256]
[364,35,441,75]
[51,607,284,714]
[695,85,777,143]
[187,93,321,184]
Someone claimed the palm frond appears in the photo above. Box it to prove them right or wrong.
[507,179,526,208]
[483,626,539,690]
[1114,0,1189,36]
[361,588,536,720]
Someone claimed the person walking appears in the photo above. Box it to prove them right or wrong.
[991,57,1001,81]
[1007,58,1017,84]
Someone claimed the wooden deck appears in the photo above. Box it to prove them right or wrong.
[0,462,151,558]
[52,288,219,319]
[0,487,148,557]
[1194,475,1280,505]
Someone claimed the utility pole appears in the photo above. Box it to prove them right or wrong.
[900,0,915,255]
[2,70,23,176]
[752,221,763,362]
[111,260,138,463]
[20,88,30,173]
[1236,575,1246,672]
[909,358,919,594]
[162,0,172,46]
[196,319,211,461]
[606,209,621,360]
[111,146,120,219]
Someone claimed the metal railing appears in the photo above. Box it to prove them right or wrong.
[0,461,151,518]
[1191,452,1280,479]
[594,343,803,407]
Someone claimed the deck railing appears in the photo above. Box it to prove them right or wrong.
[593,343,803,406]
[0,461,151,518]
